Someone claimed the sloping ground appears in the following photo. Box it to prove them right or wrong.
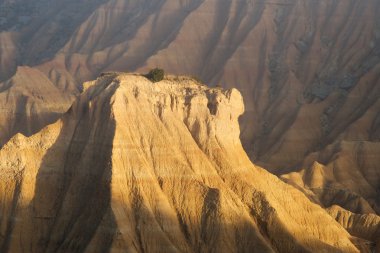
[327,205,380,244]
[281,140,380,249]
[0,0,379,247]
[1,0,379,169]
[0,74,359,253]
[0,66,71,146]
[31,0,380,172]
[327,205,380,253]
[282,141,380,214]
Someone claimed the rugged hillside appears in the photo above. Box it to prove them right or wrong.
[282,140,380,213]
[327,205,380,244]
[0,74,361,253]
[327,205,380,253]
[0,0,379,245]
[0,0,379,172]
[1,0,380,166]
[0,66,71,146]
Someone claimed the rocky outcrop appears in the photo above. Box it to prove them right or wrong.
[1,0,379,185]
[0,74,359,252]
[1,0,380,170]
[282,140,380,213]
[1,1,380,247]
[327,205,380,252]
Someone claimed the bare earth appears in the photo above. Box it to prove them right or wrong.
[0,74,361,252]
[0,0,379,251]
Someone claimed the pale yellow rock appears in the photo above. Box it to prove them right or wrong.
[0,74,359,253]
[1,2,380,226]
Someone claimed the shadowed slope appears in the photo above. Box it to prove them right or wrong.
[0,66,71,146]
[0,74,359,252]
[0,2,379,216]
[0,74,118,253]
[327,205,380,253]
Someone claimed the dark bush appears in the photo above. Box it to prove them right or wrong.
[146,68,165,83]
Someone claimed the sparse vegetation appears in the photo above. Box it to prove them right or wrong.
[146,68,165,83]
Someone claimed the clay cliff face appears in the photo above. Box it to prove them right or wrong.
[0,0,379,172]
[0,0,379,160]
[0,74,361,253]
[0,1,380,249]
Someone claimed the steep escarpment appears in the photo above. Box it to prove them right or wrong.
[1,1,379,210]
[1,1,380,249]
[0,74,360,253]
[1,0,379,161]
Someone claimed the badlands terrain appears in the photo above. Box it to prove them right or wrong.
[0,0,379,252]
[0,74,365,252]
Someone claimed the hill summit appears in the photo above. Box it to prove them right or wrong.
[0,73,359,252]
